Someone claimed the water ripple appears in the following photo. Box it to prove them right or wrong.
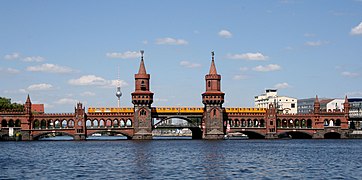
[1,140,362,179]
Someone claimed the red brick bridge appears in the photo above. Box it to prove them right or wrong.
[0,52,350,140]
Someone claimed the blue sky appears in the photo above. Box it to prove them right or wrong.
[1,0,362,112]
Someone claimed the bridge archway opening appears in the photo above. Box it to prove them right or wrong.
[278,131,313,139]
[324,132,341,139]
[87,131,130,140]
[152,117,202,139]
[34,132,75,141]
[235,131,265,139]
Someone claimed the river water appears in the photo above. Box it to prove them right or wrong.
[1,139,362,179]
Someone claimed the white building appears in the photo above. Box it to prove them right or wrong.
[325,99,344,112]
[254,89,297,114]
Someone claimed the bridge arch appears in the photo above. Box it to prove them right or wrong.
[154,116,199,127]
[86,130,132,139]
[324,132,341,139]
[153,116,202,139]
[15,119,21,127]
[1,119,7,127]
[233,130,265,139]
[278,131,313,139]
[32,131,75,140]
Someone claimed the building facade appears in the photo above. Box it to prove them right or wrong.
[297,98,315,114]
[348,98,362,129]
[255,89,297,114]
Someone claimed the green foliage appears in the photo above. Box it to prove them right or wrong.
[0,97,24,112]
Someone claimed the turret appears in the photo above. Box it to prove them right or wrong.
[344,95,350,114]
[131,50,153,106]
[25,94,32,114]
[314,95,320,114]
[131,50,154,140]
[201,51,225,140]
[202,51,224,105]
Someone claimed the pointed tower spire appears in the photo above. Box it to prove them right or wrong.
[25,94,32,114]
[209,51,217,75]
[26,94,31,103]
[314,95,320,114]
[344,95,350,113]
[315,95,319,103]
[138,50,147,74]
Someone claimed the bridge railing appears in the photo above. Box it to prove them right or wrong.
[152,107,204,114]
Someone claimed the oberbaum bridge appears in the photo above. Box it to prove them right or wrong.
[0,51,353,140]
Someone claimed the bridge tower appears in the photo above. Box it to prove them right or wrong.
[23,95,32,140]
[344,95,350,115]
[202,52,225,139]
[265,103,278,139]
[74,102,86,140]
[132,50,154,140]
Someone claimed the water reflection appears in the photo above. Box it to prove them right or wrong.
[1,140,362,179]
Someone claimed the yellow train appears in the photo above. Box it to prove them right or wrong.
[88,107,134,113]
[225,107,266,113]
[88,107,266,114]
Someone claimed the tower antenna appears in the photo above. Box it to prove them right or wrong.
[116,65,122,108]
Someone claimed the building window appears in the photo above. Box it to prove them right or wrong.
[140,109,147,116]
[291,103,295,108]
[270,121,273,125]
[208,81,211,88]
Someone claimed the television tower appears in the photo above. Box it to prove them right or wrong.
[116,66,122,108]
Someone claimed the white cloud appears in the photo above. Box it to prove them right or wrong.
[253,64,281,72]
[351,22,362,35]
[347,91,362,97]
[27,83,53,91]
[106,51,141,59]
[341,71,359,78]
[26,63,73,73]
[304,33,316,37]
[69,75,107,86]
[218,29,232,38]
[180,61,201,68]
[19,89,27,93]
[239,67,249,71]
[80,91,96,97]
[154,98,169,102]
[233,74,248,80]
[4,53,20,60]
[305,40,328,47]
[0,67,20,74]
[274,82,291,89]
[227,52,268,61]
[108,80,128,88]
[68,75,128,88]
[54,98,78,105]
[142,40,148,45]
[23,56,45,62]
[156,37,188,45]
[3,89,27,94]
[44,103,54,109]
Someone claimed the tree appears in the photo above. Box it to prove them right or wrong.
[0,97,24,112]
